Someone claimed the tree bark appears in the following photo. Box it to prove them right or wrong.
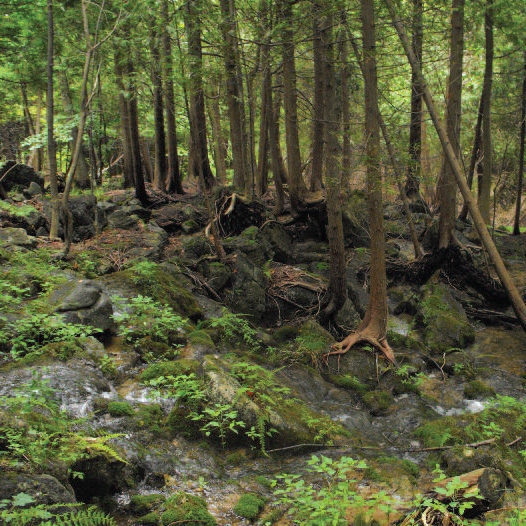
[47,0,60,240]
[437,0,464,248]
[219,0,248,192]
[185,0,215,191]
[406,0,423,201]
[386,0,526,333]
[279,0,308,211]
[478,0,493,223]
[208,86,228,185]
[513,53,526,235]
[161,5,183,194]
[329,0,395,365]
[309,3,326,193]
[149,21,168,192]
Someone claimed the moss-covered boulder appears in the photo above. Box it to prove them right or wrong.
[223,225,274,266]
[162,492,216,526]
[416,282,475,355]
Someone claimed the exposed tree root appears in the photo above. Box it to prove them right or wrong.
[325,326,397,368]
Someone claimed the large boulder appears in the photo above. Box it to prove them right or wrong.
[0,227,37,249]
[0,161,44,193]
[0,473,76,506]
[416,281,475,355]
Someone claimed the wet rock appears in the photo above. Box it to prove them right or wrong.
[0,473,76,505]
[223,226,273,266]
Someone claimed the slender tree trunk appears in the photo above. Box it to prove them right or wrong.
[219,0,248,192]
[149,22,167,192]
[513,53,526,235]
[47,0,60,239]
[406,0,423,200]
[208,87,228,185]
[59,73,91,189]
[459,91,484,221]
[478,0,493,223]
[310,4,326,192]
[438,0,464,248]
[386,0,526,333]
[329,0,395,365]
[162,0,183,194]
[322,8,347,320]
[279,0,308,211]
[185,0,215,190]
[340,13,352,188]
[257,42,270,197]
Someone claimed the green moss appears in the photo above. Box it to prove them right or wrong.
[188,329,215,348]
[233,493,266,520]
[328,374,368,394]
[272,325,300,343]
[165,406,201,438]
[140,359,199,382]
[135,404,164,430]
[130,494,166,515]
[463,380,496,399]
[107,401,135,417]
[137,512,159,525]
[362,390,393,415]
[162,492,216,526]
[135,337,177,362]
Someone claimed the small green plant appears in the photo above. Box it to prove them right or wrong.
[200,308,260,351]
[0,200,39,217]
[0,493,117,526]
[272,455,395,525]
[107,401,134,417]
[112,295,188,345]
[0,312,102,359]
[190,402,246,448]
[0,375,125,473]
[129,260,159,283]
[0,281,30,312]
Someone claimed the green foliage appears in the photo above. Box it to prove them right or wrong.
[161,492,216,526]
[0,375,125,472]
[112,294,188,345]
[130,494,166,515]
[0,200,39,218]
[190,402,246,448]
[0,312,102,359]
[0,280,30,312]
[233,493,266,520]
[272,455,395,525]
[0,494,117,526]
[199,308,260,351]
[107,401,134,417]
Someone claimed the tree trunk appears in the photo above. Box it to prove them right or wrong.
[149,22,168,192]
[386,0,526,333]
[59,73,91,189]
[185,0,215,191]
[208,86,228,185]
[406,0,423,201]
[160,0,183,194]
[329,0,395,365]
[47,0,60,240]
[279,0,308,211]
[309,4,326,193]
[478,0,493,223]
[513,53,526,235]
[340,12,352,188]
[459,91,484,221]
[437,0,464,248]
[219,0,248,192]
[321,7,347,321]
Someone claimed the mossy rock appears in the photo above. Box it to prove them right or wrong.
[463,380,496,399]
[162,492,216,526]
[416,282,475,355]
[362,390,394,415]
[135,337,177,362]
[188,329,215,349]
[107,401,135,417]
[327,374,368,394]
[166,406,202,439]
[293,319,335,364]
[135,404,164,432]
[198,261,232,293]
[137,512,160,525]
[233,493,266,520]
[139,359,200,383]
[130,493,166,515]
[102,265,202,321]
[272,325,300,343]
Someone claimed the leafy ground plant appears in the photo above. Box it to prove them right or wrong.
[271,455,395,525]
[112,294,188,345]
